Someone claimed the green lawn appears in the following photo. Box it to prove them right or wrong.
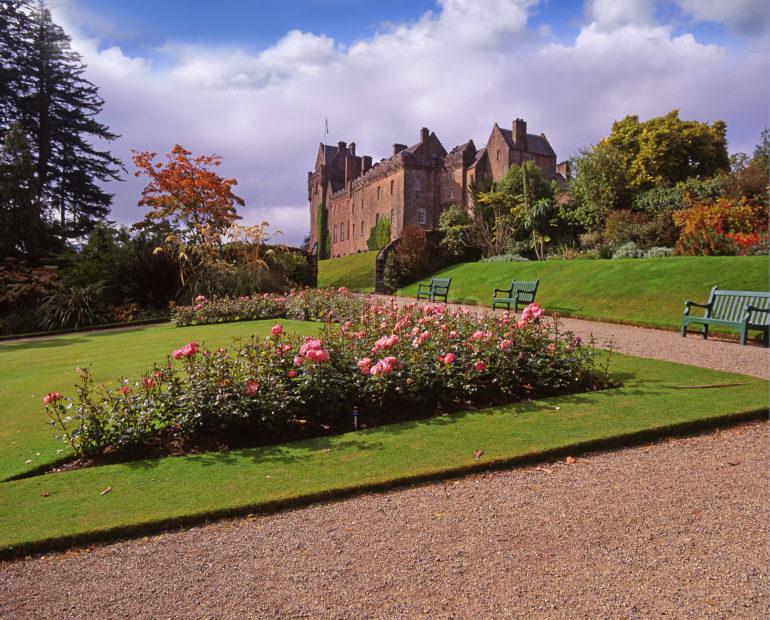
[0,320,321,482]
[398,256,769,331]
[0,345,766,556]
[318,251,377,292]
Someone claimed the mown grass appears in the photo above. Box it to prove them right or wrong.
[398,256,768,331]
[317,251,377,292]
[0,320,321,481]
[0,351,766,557]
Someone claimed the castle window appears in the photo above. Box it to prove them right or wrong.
[416,208,426,225]
[450,188,455,200]
[496,150,500,161]
[375,213,379,223]
[333,225,337,243]
[340,223,344,242]
[414,178,421,191]
[390,179,394,195]
[361,220,364,235]
[352,222,356,237]
[390,208,394,224]
[347,221,350,239]
[377,186,381,199]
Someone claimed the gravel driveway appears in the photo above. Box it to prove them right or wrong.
[2,421,766,619]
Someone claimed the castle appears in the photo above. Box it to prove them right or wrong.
[308,118,566,258]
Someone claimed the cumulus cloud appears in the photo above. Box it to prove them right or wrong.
[51,1,767,245]
[675,0,770,36]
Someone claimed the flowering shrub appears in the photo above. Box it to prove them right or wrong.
[672,198,767,256]
[171,287,366,326]
[45,297,610,460]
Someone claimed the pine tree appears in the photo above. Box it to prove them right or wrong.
[0,121,52,258]
[17,1,123,242]
[0,1,34,136]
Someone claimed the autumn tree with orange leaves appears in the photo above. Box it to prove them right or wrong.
[132,145,243,246]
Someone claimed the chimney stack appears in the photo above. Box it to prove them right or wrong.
[420,127,430,143]
[349,142,356,156]
[337,141,347,154]
[512,119,527,149]
[362,155,373,174]
[392,143,407,157]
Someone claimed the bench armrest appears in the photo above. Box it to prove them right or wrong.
[683,300,711,316]
[416,283,431,291]
[492,288,511,296]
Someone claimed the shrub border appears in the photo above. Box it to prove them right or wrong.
[0,317,170,342]
[1,407,763,561]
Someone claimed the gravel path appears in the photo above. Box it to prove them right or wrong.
[2,421,766,619]
[366,295,769,379]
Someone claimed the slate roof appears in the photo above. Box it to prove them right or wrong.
[497,128,556,157]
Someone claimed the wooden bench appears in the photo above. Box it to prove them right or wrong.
[681,286,770,345]
[492,279,540,312]
[416,277,452,303]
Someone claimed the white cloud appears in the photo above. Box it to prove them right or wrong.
[51,1,768,245]
[675,0,770,36]
[584,0,655,31]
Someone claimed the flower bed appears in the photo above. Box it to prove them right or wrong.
[45,297,611,462]
[171,287,364,326]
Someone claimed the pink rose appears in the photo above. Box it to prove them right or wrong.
[442,352,456,364]
[42,391,63,405]
[119,386,130,395]
[521,303,544,323]
[357,357,372,375]
[287,370,298,378]
[245,380,259,395]
[473,360,487,372]
[498,339,512,351]
[142,378,157,390]
[338,287,349,294]
[271,324,283,337]
[293,356,304,367]
[172,341,200,359]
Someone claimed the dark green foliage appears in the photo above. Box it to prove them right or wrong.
[316,203,330,259]
[438,204,472,259]
[366,217,391,251]
[1,1,122,244]
[0,122,55,258]
[39,284,103,329]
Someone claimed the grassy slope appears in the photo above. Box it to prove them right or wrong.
[0,320,321,481]
[398,256,769,330]
[318,251,377,292]
[0,353,766,555]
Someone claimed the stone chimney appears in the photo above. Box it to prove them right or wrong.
[349,142,356,156]
[337,141,347,154]
[362,155,373,174]
[392,143,407,157]
[512,119,527,150]
[420,127,430,144]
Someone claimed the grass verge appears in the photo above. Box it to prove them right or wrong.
[0,319,322,481]
[1,352,765,558]
[395,256,768,332]
[318,251,377,292]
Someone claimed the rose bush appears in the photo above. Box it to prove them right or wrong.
[171,287,365,326]
[45,297,611,460]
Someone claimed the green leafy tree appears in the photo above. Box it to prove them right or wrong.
[602,110,729,191]
[566,142,630,230]
[316,203,330,259]
[366,217,391,251]
[438,204,473,258]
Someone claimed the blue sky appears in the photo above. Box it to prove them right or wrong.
[56,0,769,243]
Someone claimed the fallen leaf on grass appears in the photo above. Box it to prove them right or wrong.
[321,448,331,454]
[100,486,112,495]
[40,490,50,497]
[24,459,32,464]
[473,450,484,460]
[565,456,576,464]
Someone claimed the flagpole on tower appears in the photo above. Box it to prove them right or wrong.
[324,116,329,143]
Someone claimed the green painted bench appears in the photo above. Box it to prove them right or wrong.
[681,286,770,345]
[416,277,452,303]
[492,279,540,312]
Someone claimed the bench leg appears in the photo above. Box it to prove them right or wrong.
[680,321,687,338]
[702,325,709,340]
[739,326,747,346]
